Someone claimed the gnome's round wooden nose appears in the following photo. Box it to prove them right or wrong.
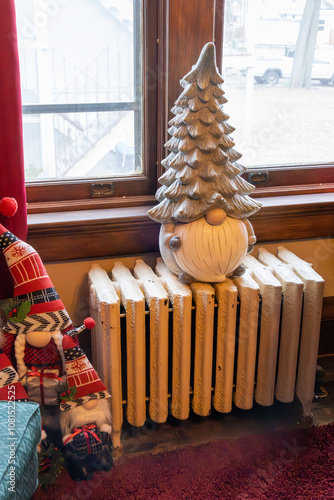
[205,208,227,226]
[26,331,53,348]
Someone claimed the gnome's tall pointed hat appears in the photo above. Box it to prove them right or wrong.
[0,198,72,335]
[60,331,110,412]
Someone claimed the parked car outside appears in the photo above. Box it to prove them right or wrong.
[250,49,334,85]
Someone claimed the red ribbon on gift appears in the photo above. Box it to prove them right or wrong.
[26,367,63,405]
[64,424,101,454]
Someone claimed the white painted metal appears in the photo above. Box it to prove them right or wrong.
[133,259,169,423]
[244,255,282,406]
[277,246,325,417]
[88,264,122,449]
[233,271,260,410]
[191,282,216,416]
[88,249,325,447]
[257,248,304,403]
[111,262,146,428]
[212,279,238,413]
[155,258,192,420]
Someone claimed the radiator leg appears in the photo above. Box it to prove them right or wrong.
[111,430,123,452]
[298,408,313,427]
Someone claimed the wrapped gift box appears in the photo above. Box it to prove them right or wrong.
[0,401,41,500]
[25,368,64,406]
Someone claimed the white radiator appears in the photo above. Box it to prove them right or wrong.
[88,247,324,449]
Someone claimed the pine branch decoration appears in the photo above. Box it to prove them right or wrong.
[38,442,64,490]
[148,42,261,224]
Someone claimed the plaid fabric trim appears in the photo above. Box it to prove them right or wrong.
[24,338,63,372]
[16,287,60,307]
[60,390,110,412]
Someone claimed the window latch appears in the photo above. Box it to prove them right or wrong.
[249,172,269,185]
[91,183,114,198]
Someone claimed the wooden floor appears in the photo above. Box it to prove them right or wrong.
[118,354,334,460]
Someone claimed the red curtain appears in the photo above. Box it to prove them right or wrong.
[0,0,27,299]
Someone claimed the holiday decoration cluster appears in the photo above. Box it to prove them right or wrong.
[0,197,113,485]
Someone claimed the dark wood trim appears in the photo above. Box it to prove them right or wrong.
[27,205,160,261]
[319,296,334,356]
[27,195,156,214]
[156,0,169,184]
[214,0,224,72]
[142,0,159,194]
[251,183,334,198]
[26,176,152,205]
[168,0,216,118]
[245,165,334,193]
[322,296,334,322]
[250,192,334,242]
[27,192,334,262]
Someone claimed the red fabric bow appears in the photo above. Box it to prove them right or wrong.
[26,367,62,405]
[64,424,101,454]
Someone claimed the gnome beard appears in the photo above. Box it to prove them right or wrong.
[60,399,113,481]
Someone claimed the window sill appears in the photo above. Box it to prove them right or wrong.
[27,191,334,262]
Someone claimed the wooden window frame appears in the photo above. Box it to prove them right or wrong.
[27,0,334,264]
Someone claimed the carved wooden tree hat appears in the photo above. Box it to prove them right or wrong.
[148,42,261,224]
[0,197,72,335]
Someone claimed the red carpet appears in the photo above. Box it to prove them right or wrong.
[34,424,334,499]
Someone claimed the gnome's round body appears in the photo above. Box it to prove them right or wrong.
[160,215,250,283]
[148,43,261,283]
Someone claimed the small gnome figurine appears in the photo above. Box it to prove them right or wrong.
[148,43,261,283]
[0,197,73,405]
[59,332,113,481]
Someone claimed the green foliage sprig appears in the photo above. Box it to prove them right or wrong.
[58,382,77,402]
[0,299,31,323]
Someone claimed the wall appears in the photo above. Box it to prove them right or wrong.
[45,237,334,325]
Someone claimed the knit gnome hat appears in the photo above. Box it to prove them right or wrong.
[0,352,29,401]
[60,327,110,411]
[0,197,72,335]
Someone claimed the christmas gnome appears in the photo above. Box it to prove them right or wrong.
[148,42,261,283]
[0,197,73,404]
[59,332,113,481]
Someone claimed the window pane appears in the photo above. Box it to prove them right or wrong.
[222,0,334,168]
[15,0,142,181]
[23,110,139,180]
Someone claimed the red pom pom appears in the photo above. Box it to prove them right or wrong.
[84,317,95,329]
[0,197,18,217]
